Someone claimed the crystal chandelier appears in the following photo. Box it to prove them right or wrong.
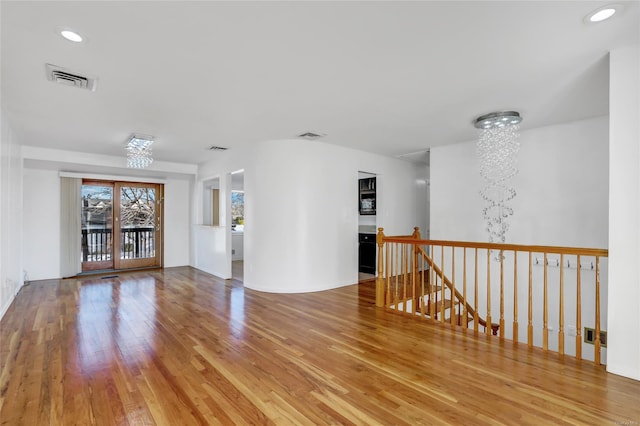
[126,134,154,168]
[474,111,522,253]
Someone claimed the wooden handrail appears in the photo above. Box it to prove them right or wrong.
[381,237,608,258]
[375,227,608,365]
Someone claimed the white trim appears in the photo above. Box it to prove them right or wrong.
[22,146,198,175]
[59,171,167,184]
[0,284,22,321]
[244,278,358,294]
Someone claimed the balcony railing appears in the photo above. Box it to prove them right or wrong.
[81,227,155,261]
[82,228,112,261]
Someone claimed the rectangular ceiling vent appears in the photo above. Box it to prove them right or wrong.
[298,132,326,140]
[208,145,228,151]
[45,64,97,91]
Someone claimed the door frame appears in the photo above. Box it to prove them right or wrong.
[81,179,164,272]
[114,182,164,270]
[81,180,115,272]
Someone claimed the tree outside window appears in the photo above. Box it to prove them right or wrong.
[231,191,244,225]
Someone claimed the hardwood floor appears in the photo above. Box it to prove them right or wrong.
[357,272,375,282]
[1,267,638,425]
[232,260,243,282]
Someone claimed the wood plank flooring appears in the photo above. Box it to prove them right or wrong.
[1,266,639,425]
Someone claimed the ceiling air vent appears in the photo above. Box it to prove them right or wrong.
[297,132,326,140]
[208,145,228,151]
[45,64,97,91]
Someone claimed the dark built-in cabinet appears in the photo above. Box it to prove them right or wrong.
[358,233,376,274]
[359,177,376,215]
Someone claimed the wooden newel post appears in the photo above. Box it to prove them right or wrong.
[412,227,421,240]
[411,227,421,314]
[375,227,385,307]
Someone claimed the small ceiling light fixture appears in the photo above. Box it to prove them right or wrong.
[474,111,522,129]
[585,5,619,23]
[125,134,154,168]
[60,29,83,42]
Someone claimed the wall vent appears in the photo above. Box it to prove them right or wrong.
[45,64,97,91]
[208,145,228,151]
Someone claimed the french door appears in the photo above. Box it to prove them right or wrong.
[81,180,163,272]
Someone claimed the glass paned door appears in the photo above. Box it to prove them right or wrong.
[81,180,162,272]
[81,183,114,271]
[114,183,162,269]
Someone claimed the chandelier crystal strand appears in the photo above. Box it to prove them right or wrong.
[475,112,521,260]
[125,137,154,168]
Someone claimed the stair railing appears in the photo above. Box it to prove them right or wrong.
[417,245,500,334]
[375,227,609,364]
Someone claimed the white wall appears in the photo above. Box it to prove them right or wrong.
[194,225,230,278]
[161,176,192,268]
[193,171,232,278]
[416,162,429,239]
[22,169,60,280]
[607,46,640,381]
[0,111,24,319]
[431,116,610,362]
[21,165,193,280]
[232,233,244,260]
[196,139,421,293]
[432,116,609,247]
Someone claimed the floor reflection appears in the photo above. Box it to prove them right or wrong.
[76,282,116,375]
[229,286,245,337]
[76,276,156,375]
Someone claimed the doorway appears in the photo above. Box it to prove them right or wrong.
[231,170,244,282]
[358,171,377,282]
[81,180,163,272]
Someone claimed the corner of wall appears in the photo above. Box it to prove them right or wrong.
[0,109,25,320]
[606,45,640,382]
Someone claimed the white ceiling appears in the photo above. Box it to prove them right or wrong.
[2,1,639,165]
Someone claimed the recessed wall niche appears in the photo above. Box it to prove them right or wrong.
[202,177,220,226]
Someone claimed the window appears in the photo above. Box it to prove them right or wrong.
[231,191,244,229]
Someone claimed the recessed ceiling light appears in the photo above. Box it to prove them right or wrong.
[585,5,619,23]
[60,29,83,43]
